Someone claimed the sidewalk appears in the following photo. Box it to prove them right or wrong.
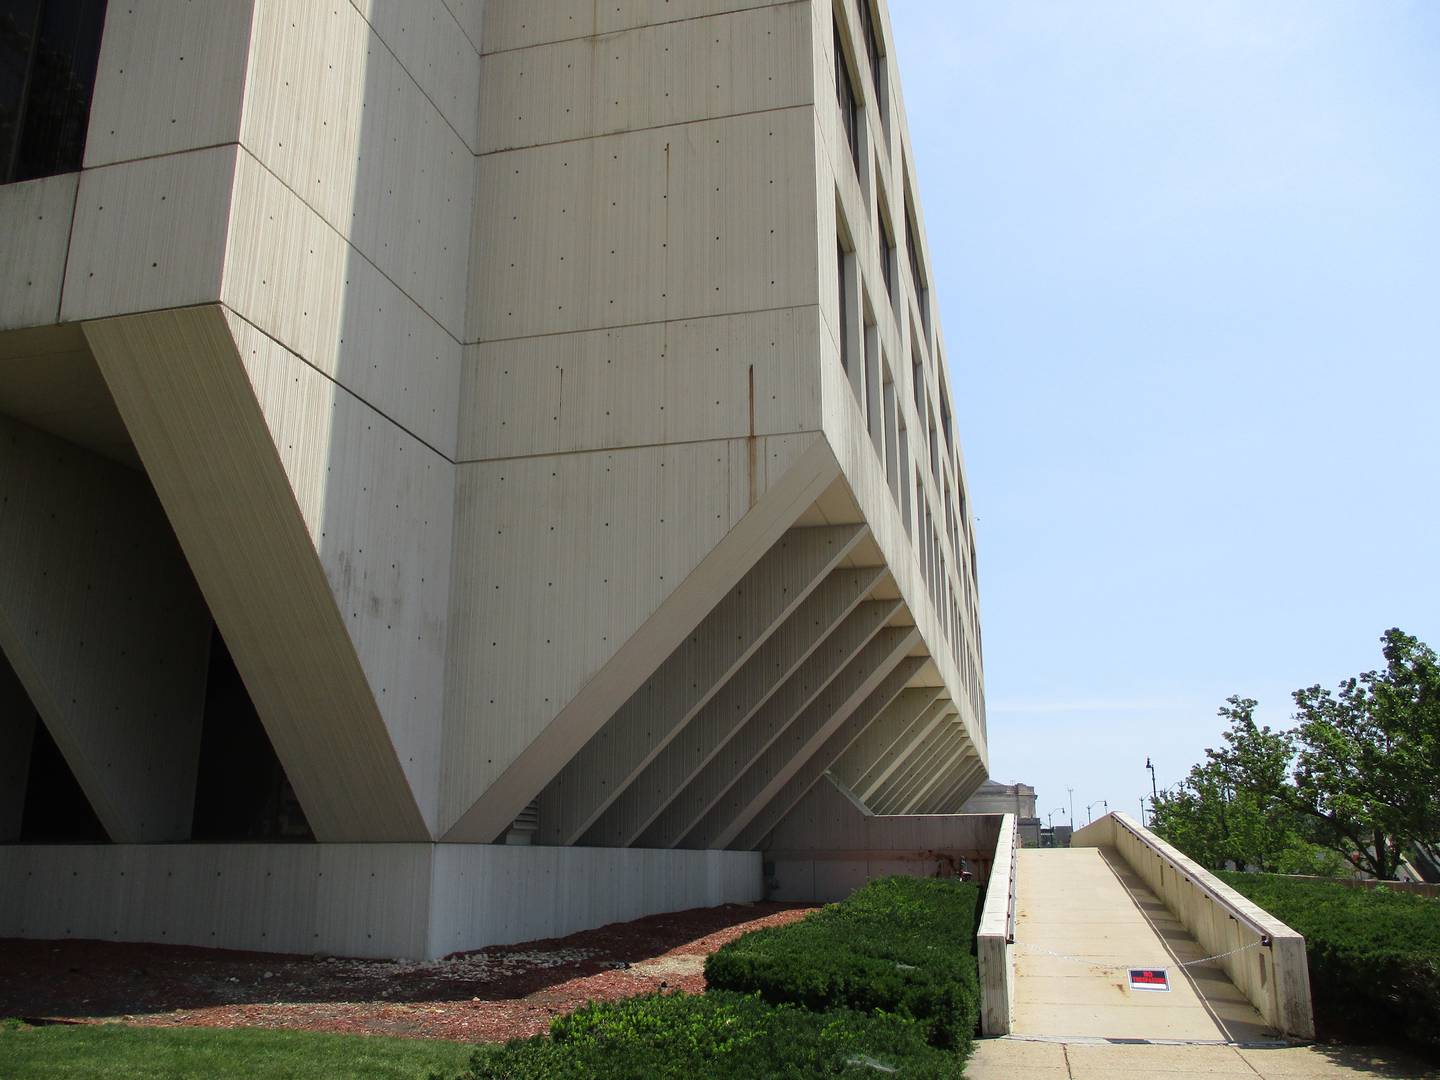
[966,1038,1440,1078]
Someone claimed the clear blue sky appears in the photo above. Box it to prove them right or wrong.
[889,0,1440,825]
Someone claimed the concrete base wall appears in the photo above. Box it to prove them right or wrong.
[0,844,762,960]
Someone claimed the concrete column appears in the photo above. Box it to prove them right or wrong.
[84,307,431,842]
[947,760,990,810]
[0,653,37,841]
[923,754,987,815]
[637,599,902,848]
[582,564,886,847]
[832,687,945,796]
[685,625,922,849]
[535,524,865,845]
[732,657,927,851]
[0,415,210,842]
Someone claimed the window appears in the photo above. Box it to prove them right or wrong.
[833,23,861,178]
[856,0,887,144]
[911,342,924,416]
[864,320,882,457]
[836,240,851,376]
[1,0,107,185]
[878,196,896,309]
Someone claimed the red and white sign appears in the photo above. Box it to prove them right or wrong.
[1128,968,1170,992]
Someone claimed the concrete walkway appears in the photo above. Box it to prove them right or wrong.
[1012,846,1272,1041]
[966,1039,1440,1078]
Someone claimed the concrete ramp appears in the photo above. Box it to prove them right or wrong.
[1012,846,1274,1042]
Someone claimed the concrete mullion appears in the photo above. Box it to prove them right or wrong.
[686,625,921,850]
[638,600,902,849]
[583,564,886,847]
[535,524,865,844]
[731,656,925,851]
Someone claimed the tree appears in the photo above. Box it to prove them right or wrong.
[1149,756,1339,875]
[1211,629,1440,880]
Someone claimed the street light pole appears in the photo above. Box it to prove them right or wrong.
[1086,799,1108,825]
[1139,796,1147,826]
[1145,757,1159,801]
[1067,786,1075,828]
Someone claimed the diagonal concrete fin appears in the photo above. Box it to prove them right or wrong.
[732,655,926,850]
[870,712,959,814]
[84,306,430,841]
[686,625,922,849]
[535,524,865,845]
[638,599,902,849]
[858,700,955,807]
[582,564,886,847]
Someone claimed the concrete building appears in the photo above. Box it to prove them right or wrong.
[0,0,986,958]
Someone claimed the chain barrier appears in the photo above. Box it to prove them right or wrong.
[1015,938,1262,971]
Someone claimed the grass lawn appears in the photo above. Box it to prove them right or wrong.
[0,1021,475,1079]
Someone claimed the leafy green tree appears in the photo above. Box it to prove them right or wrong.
[1149,757,1339,874]
[1210,629,1440,880]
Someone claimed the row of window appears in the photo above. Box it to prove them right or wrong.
[831,1,981,692]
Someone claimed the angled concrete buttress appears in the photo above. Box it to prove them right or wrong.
[534,523,867,846]
[581,563,889,847]
[0,414,210,841]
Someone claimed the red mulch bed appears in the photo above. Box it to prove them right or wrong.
[0,902,817,1043]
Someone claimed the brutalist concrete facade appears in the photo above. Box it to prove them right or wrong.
[0,0,986,957]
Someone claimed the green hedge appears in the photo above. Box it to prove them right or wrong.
[1216,872,1440,1058]
[449,990,956,1079]
[702,877,981,1052]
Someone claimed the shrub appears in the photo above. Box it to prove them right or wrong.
[1216,872,1440,1059]
[703,876,981,1052]
[451,990,955,1079]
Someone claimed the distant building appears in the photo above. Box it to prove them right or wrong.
[960,781,1037,819]
[2,0,985,957]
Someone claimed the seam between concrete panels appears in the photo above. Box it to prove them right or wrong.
[221,303,458,466]
[438,0,483,58]
[479,0,813,58]
[454,428,816,468]
[479,102,817,157]
[471,301,819,347]
[345,0,483,155]
[53,171,83,326]
[232,143,466,350]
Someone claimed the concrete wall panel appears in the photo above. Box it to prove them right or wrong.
[61,146,236,322]
[478,3,810,153]
[0,175,78,332]
[459,306,820,462]
[83,0,255,167]
[352,0,482,151]
[470,107,816,343]
[482,0,784,53]
[241,0,473,337]
[0,416,211,842]
[224,149,462,456]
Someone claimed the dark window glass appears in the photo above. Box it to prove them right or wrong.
[906,202,924,292]
[837,241,851,373]
[879,212,894,303]
[1,0,107,185]
[833,23,860,177]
